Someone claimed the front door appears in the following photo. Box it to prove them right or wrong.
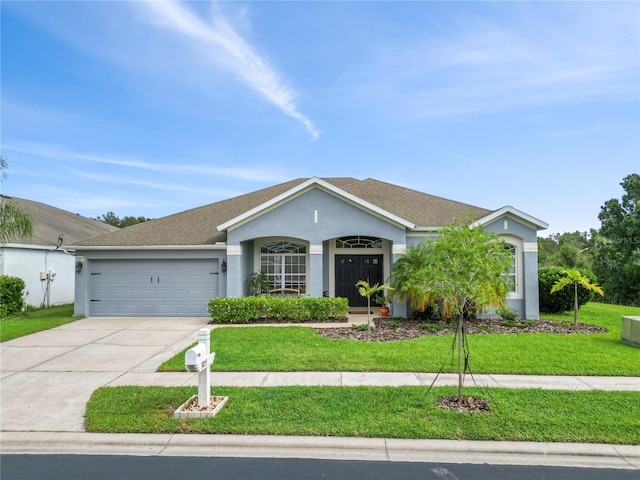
[335,255,383,307]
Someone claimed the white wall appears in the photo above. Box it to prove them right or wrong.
[0,245,76,307]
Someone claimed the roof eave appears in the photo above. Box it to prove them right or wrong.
[472,206,549,231]
[70,244,227,251]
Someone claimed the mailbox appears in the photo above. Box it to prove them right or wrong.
[185,343,208,372]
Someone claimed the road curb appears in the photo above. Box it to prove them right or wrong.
[1,432,638,470]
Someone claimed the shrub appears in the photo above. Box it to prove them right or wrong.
[245,272,271,296]
[410,303,439,322]
[0,275,25,317]
[208,296,349,323]
[496,306,519,322]
[538,266,598,313]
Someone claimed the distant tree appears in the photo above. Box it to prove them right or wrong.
[0,157,34,243]
[95,211,152,228]
[391,217,512,404]
[593,174,640,306]
[551,268,604,327]
[538,230,597,270]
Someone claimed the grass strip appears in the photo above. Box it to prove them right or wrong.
[159,303,640,376]
[0,304,80,342]
[86,385,640,444]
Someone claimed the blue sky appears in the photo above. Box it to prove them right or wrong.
[1,1,638,236]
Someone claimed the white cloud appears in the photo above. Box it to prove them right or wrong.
[143,1,319,139]
[4,141,289,183]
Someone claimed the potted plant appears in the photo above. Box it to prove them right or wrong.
[374,292,392,317]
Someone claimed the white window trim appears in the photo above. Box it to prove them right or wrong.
[253,237,310,292]
[499,234,524,300]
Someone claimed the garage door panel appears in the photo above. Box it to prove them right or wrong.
[90,259,218,316]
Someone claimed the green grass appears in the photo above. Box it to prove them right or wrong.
[0,304,81,342]
[85,385,640,444]
[159,302,640,376]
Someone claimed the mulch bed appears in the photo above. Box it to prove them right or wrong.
[315,318,607,342]
[437,395,491,413]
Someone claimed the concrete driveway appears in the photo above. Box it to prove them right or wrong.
[0,316,209,432]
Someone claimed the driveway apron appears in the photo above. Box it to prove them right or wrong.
[0,317,209,432]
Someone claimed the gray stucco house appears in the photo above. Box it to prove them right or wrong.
[71,177,548,319]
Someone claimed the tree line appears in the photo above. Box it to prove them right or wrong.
[538,173,639,306]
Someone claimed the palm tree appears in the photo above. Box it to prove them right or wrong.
[356,280,392,328]
[551,269,604,327]
[0,157,33,243]
[389,243,435,312]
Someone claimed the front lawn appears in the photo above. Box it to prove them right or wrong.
[158,302,640,376]
[0,304,80,342]
[85,385,640,444]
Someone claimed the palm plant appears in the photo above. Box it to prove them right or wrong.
[0,157,33,243]
[355,280,392,328]
[551,268,604,327]
[388,243,434,312]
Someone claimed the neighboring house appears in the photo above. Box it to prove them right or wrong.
[71,177,548,319]
[0,195,118,307]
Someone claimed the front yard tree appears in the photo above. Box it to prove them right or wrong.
[355,280,391,328]
[391,217,513,404]
[551,268,604,327]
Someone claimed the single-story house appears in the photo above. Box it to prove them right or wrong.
[0,195,118,307]
[71,177,548,319]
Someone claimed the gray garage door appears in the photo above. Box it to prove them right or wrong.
[89,259,219,316]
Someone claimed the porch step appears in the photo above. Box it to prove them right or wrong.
[348,307,375,315]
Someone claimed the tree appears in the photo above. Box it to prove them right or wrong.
[537,230,597,270]
[355,280,392,328]
[539,266,598,314]
[0,157,34,243]
[594,174,640,305]
[95,211,151,228]
[387,243,433,312]
[551,268,604,326]
[391,217,513,403]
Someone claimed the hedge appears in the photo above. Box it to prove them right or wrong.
[538,266,598,314]
[208,296,349,324]
[0,275,25,317]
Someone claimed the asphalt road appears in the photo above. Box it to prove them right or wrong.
[2,455,638,480]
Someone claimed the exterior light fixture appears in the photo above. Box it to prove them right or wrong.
[221,260,227,272]
[75,261,83,273]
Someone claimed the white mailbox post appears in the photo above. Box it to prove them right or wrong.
[185,328,216,407]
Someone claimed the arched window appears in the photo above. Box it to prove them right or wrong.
[336,236,383,249]
[260,241,307,293]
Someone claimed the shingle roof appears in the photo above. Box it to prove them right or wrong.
[71,178,494,247]
[1,195,118,246]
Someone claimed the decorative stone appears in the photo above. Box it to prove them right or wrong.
[174,395,229,419]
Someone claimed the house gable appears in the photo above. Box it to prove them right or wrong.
[226,187,409,245]
[217,177,415,234]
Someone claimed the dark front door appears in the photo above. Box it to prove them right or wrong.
[335,255,383,307]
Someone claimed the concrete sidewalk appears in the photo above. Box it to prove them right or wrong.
[109,370,640,390]
[1,316,639,469]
